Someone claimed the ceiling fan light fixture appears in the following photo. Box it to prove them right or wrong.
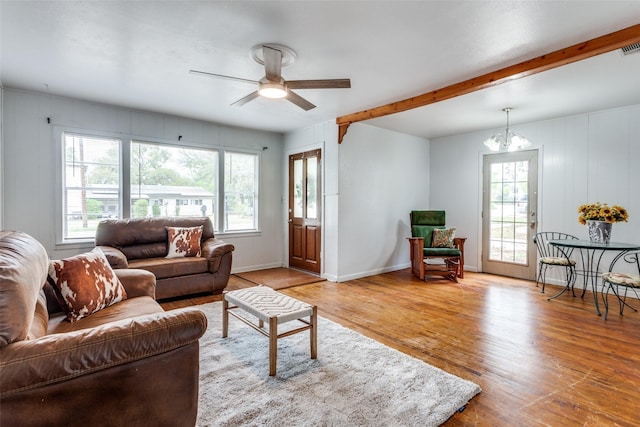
[258,82,287,99]
[483,107,531,152]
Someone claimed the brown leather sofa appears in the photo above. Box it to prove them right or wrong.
[95,216,234,300]
[0,230,208,427]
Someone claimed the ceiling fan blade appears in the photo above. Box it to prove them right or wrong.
[286,79,351,90]
[263,46,282,82]
[286,90,316,111]
[189,70,258,85]
[231,91,260,107]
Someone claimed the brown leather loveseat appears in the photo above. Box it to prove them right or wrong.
[95,216,234,300]
[0,230,208,426]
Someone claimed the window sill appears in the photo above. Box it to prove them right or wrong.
[55,240,95,251]
[218,230,261,238]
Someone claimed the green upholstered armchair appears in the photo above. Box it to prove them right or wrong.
[408,210,466,282]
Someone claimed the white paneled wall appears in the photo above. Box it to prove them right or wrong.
[336,123,430,281]
[431,104,640,283]
[2,88,285,272]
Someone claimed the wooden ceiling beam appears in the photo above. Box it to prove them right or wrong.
[336,23,640,143]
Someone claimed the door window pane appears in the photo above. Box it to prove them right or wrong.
[293,158,303,217]
[488,160,529,264]
[306,157,318,219]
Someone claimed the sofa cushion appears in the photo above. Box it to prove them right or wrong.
[166,226,202,258]
[0,231,49,348]
[423,247,461,257]
[48,248,128,322]
[432,227,456,248]
[129,256,209,279]
[411,210,446,226]
[47,295,163,335]
[95,217,215,253]
[411,225,445,247]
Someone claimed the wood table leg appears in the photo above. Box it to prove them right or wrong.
[310,306,317,359]
[222,297,229,338]
[269,316,278,376]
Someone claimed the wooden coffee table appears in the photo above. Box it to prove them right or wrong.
[222,286,317,376]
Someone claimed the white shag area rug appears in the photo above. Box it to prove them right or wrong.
[196,302,481,427]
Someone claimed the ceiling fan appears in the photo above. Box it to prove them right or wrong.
[189,44,351,111]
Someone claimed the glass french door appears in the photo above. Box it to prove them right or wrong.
[288,149,321,274]
[482,150,538,280]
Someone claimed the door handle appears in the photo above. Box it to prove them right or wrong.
[288,219,293,223]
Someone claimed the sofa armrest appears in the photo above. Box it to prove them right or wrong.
[201,238,234,259]
[96,245,128,269]
[0,307,207,397]
[114,269,156,299]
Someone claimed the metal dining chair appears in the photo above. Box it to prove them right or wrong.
[533,232,579,296]
[601,250,640,320]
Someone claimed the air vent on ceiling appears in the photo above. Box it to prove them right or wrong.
[621,42,640,56]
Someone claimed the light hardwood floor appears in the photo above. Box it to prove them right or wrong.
[161,270,640,426]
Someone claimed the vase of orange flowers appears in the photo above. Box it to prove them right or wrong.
[578,203,629,244]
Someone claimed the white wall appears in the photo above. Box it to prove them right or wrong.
[336,123,430,281]
[430,104,640,278]
[1,88,285,272]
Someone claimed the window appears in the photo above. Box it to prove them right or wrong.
[59,132,259,243]
[131,141,218,224]
[62,133,121,241]
[224,151,258,231]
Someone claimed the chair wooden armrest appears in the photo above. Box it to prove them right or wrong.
[453,237,466,279]
[408,237,425,280]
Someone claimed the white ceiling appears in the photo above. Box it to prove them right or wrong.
[1,1,640,139]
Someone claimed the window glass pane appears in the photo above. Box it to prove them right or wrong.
[131,142,218,228]
[306,157,317,219]
[224,151,258,231]
[63,133,121,240]
[487,160,529,265]
[293,158,303,217]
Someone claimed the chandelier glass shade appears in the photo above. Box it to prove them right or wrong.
[483,108,531,152]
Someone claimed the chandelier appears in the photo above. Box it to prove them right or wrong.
[483,107,531,152]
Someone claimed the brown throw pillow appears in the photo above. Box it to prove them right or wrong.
[48,248,127,322]
[431,227,456,248]
[166,226,203,258]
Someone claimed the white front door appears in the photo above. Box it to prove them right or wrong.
[482,150,539,280]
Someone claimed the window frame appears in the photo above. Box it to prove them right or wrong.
[55,127,262,247]
[222,148,260,233]
[55,127,124,248]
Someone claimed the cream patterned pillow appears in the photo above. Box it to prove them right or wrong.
[48,248,127,322]
[166,226,203,258]
[431,227,456,248]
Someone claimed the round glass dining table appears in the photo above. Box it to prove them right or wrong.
[548,239,640,315]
